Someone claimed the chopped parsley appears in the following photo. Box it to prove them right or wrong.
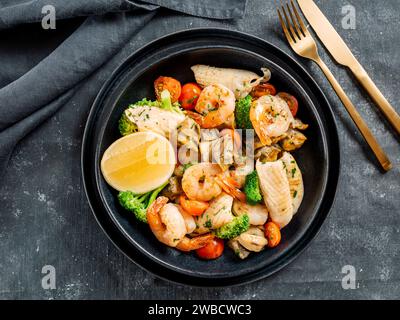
[204,219,212,228]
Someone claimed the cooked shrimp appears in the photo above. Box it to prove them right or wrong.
[250,95,294,146]
[232,200,269,226]
[146,197,187,247]
[215,175,247,203]
[191,84,235,128]
[147,197,213,251]
[175,233,215,252]
[177,205,197,234]
[182,163,222,201]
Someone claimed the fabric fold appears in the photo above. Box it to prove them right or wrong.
[0,0,247,178]
[0,10,156,131]
[0,0,246,30]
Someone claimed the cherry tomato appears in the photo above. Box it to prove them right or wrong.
[264,222,281,248]
[179,83,202,110]
[179,195,209,216]
[196,238,224,260]
[251,83,277,98]
[278,92,299,117]
[154,76,181,103]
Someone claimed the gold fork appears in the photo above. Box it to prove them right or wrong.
[277,0,392,171]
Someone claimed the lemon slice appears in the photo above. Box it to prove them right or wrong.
[101,131,176,194]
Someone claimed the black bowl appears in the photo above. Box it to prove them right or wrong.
[82,28,340,287]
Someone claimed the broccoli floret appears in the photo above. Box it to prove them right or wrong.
[118,182,168,223]
[244,171,262,205]
[235,95,253,129]
[214,214,250,240]
[118,112,137,136]
[128,98,159,108]
[160,89,184,114]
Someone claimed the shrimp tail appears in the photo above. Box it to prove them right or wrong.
[216,175,247,203]
[176,233,214,252]
[185,110,204,127]
[146,196,169,233]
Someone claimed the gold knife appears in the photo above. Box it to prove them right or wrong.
[297,0,400,136]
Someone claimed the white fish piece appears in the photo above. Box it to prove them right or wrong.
[256,159,293,228]
[191,65,270,99]
[195,193,234,234]
[125,106,185,137]
[280,152,304,214]
[250,95,294,146]
[232,200,269,226]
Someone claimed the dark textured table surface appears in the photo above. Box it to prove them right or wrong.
[1,0,399,299]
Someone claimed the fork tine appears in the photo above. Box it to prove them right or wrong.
[286,2,303,38]
[291,0,308,36]
[277,6,294,45]
[281,2,299,42]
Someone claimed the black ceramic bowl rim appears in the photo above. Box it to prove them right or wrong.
[81,28,340,287]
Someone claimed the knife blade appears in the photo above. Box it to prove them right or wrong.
[297,0,357,67]
[297,0,400,136]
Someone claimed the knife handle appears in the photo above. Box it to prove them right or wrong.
[315,57,392,171]
[350,64,400,136]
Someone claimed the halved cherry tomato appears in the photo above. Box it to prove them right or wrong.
[251,83,277,98]
[179,83,202,110]
[179,195,209,216]
[264,222,281,248]
[154,76,181,103]
[196,238,224,260]
[278,92,299,117]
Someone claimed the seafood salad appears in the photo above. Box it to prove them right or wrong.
[100,64,309,260]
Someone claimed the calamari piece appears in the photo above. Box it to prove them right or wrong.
[280,129,307,152]
[191,65,271,99]
[250,95,294,146]
[124,106,185,138]
[256,159,293,228]
[195,193,234,234]
[280,152,304,214]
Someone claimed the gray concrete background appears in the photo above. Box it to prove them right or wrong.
[0,0,399,299]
